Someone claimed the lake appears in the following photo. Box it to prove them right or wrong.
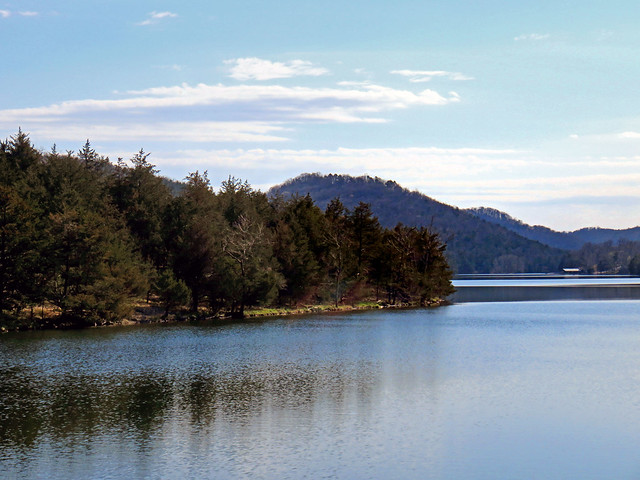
[2,277,640,479]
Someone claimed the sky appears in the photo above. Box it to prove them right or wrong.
[2,0,640,231]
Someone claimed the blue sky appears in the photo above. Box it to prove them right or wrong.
[2,1,640,230]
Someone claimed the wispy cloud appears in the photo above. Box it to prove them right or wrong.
[0,82,456,123]
[0,80,459,145]
[226,58,329,81]
[25,122,289,144]
[337,81,372,87]
[163,146,520,171]
[391,69,473,82]
[564,130,640,143]
[136,11,178,26]
[155,64,183,72]
[0,10,38,18]
[514,33,550,41]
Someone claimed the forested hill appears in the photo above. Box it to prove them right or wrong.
[269,173,565,273]
[466,206,640,250]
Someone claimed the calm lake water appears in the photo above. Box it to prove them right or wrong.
[2,278,640,479]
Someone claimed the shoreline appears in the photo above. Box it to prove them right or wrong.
[130,297,450,325]
[2,298,450,333]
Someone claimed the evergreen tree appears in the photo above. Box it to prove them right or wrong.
[170,171,223,313]
[77,139,108,172]
[109,149,172,268]
[153,269,190,317]
[348,202,382,277]
[271,195,325,305]
[0,186,37,319]
[4,129,40,176]
[375,224,453,304]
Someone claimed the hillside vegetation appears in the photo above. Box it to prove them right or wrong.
[467,206,640,250]
[270,173,565,273]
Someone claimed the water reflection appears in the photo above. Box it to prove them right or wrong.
[0,321,390,454]
[2,303,640,479]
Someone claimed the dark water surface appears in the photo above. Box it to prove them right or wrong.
[2,283,640,478]
[452,275,640,302]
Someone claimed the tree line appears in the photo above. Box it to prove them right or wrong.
[559,240,640,275]
[0,131,454,329]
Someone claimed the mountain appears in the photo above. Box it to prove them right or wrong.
[269,173,565,273]
[466,206,640,250]
[465,207,582,250]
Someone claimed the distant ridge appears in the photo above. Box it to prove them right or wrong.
[466,206,640,250]
[269,173,564,273]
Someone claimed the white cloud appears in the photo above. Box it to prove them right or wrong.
[0,82,456,126]
[157,146,522,180]
[568,130,640,149]
[391,70,474,82]
[137,11,178,26]
[0,10,39,18]
[337,81,371,87]
[0,80,458,146]
[226,58,329,81]
[23,122,289,144]
[514,33,550,41]
[618,131,640,139]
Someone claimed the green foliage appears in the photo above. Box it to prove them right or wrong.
[0,132,153,328]
[0,131,456,328]
[271,194,325,305]
[153,269,190,316]
[349,202,382,277]
[170,171,223,313]
[0,185,40,318]
[374,224,454,305]
[109,149,173,268]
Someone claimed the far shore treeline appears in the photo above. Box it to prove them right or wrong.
[0,131,454,329]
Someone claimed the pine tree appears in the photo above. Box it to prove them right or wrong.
[271,195,325,305]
